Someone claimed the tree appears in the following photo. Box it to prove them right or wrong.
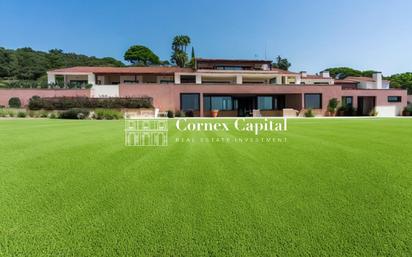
[48,49,65,69]
[171,35,191,67]
[272,55,291,71]
[15,47,49,80]
[325,67,380,79]
[0,47,124,81]
[389,72,412,94]
[124,45,160,66]
[189,47,196,68]
[325,67,362,79]
[0,47,14,77]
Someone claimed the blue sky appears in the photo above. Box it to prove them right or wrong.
[1,0,411,75]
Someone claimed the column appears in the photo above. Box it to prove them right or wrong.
[276,76,282,84]
[295,76,301,85]
[301,94,305,111]
[196,74,202,84]
[236,75,243,84]
[174,73,181,84]
[87,73,96,85]
[47,73,55,84]
[199,93,204,117]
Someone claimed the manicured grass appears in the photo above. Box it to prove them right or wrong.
[0,118,412,256]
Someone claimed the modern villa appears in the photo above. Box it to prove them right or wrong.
[45,59,407,117]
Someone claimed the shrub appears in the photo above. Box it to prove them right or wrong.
[327,98,339,115]
[39,110,49,118]
[337,106,356,116]
[7,110,16,117]
[17,111,27,118]
[59,108,90,119]
[8,97,21,108]
[28,96,42,110]
[167,110,174,118]
[184,110,194,117]
[4,80,93,89]
[369,108,378,116]
[94,109,122,120]
[27,110,49,118]
[28,111,37,118]
[304,109,315,117]
[0,109,6,117]
[48,112,58,119]
[28,97,153,110]
[175,110,185,117]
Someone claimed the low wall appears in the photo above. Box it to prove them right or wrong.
[0,89,91,107]
[119,84,408,117]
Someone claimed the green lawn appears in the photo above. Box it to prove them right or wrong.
[1,118,412,257]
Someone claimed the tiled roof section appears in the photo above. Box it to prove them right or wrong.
[301,75,331,79]
[334,80,359,84]
[270,68,298,75]
[49,66,194,74]
[196,58,272,64]
[342,76,390,83]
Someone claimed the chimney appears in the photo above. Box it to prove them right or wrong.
[372,72,382,89]
[300,71,307,77]
[320,71,330,78]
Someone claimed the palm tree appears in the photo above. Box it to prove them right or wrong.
[171,35,191,67]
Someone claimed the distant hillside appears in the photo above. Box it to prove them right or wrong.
[0,47,124,81]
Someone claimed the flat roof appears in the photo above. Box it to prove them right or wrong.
[49,66,193,74]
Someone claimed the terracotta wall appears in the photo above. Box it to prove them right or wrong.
[0,89,90,107]
[342,89,407,109]
[120,84,408,116]
[119,84,343,115]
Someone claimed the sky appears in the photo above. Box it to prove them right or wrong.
[1,0,411,75]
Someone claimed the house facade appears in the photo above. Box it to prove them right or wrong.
[46,59,407,117]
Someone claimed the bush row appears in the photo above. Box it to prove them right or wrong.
[0,108,123,120]
[5,81,93,89]
[29,96,153,110]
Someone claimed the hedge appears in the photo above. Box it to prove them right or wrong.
[28,97,153,110]
[8,97,22,108]
[5,81,93,89]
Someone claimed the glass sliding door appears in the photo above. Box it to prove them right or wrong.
[204,96,233,111]
[181,93,200,111]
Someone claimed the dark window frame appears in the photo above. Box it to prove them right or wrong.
[342,96,353,107]
[304,93,322,109]
[257,96,274,110]
[180,93,200,111]
[388,96,402,102]
[203,95,234,111]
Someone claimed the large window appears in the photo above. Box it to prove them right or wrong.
[181,94,200,111]
[257,96,273,110]
[204,96,233,111]
[342,96,353,107]
[180,76,196,84]
[304,94,322,109]
[388,96,401,102]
